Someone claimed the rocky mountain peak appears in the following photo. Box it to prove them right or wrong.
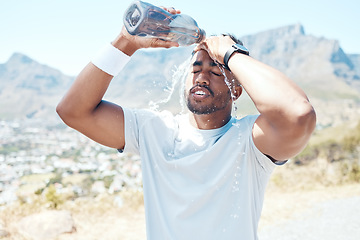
[244,23,305,42]
[0,53,74,91]
[2,53,42,75]
[0,54,75,120]
[267,23,305,37]
[6,52,35,66]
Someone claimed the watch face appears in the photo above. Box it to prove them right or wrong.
[233,44,249,55]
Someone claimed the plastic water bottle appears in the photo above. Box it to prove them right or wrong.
[123,0,206,46]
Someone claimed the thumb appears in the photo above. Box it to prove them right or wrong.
[151,39,179,48]
[193,42,208,53]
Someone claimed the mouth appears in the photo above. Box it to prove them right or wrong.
[190,85,214,98]
[194,90,206,96]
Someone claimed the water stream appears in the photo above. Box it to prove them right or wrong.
[148,56,192,114]
[148,54,239,118]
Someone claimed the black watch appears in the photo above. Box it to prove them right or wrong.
[223,44,249,70]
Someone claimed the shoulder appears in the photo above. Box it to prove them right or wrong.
[215,115,259,140]
[123,107,178,129]
[232,115,259,131]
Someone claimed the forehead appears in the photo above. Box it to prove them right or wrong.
[191,50,218,67]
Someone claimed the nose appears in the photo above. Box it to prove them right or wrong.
[194,72,210,86]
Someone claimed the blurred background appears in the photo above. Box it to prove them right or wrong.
[1,0,359,76]
[0,0,359,239]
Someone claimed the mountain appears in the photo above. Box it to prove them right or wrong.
[1,24,360,128]
[241,24,360,97]
[348,54,360,77]
[0,53,74,120]
[239,24,360,127]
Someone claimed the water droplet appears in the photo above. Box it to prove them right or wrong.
[146,56,191,113]
[232,185,240,192]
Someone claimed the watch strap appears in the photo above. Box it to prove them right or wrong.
[223,44,249,70]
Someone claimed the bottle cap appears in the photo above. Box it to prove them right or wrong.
[196,29,206,43]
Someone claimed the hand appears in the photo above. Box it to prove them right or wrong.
[160,6,181,15]
[115,6,182,55]
[194,35,235,65]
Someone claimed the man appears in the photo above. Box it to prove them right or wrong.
[56,6,316,240]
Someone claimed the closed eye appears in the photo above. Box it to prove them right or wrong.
[212,72,222,76]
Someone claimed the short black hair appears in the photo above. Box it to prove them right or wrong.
[221,33,244,46]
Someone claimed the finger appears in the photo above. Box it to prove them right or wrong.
[159,6,180,14]
[168,7,180,14]
[168,7,176,14]
[152,39,179,48]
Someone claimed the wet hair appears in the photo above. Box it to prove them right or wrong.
[191,33,244,57]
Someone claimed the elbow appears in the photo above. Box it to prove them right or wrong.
[56,99,77,127]
[56,101,65,119]
[56,100,64,117]
[291,102,317,138]
[299,103,316,129]
[56,101,69,124]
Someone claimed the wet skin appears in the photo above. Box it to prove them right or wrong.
[185,50,236,115]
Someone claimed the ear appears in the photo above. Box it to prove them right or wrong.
[232,85,243,101]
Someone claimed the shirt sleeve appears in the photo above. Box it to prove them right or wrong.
[119,107,167,155]
[120,107,141,155]
[246,115,278,174]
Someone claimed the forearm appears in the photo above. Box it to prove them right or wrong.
[228,53,314,128]
[230,53,316,160]
[57,33,135,122]
[56,64,113,119]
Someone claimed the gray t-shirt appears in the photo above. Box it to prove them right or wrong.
[122,108,276,240]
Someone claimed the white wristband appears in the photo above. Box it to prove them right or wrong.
[91,43,130,76]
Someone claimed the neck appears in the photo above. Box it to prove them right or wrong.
[188,109,232,130]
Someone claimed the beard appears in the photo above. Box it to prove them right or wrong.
[186,100,228,114]
[185,86,232,115]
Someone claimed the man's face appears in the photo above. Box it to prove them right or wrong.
[185,50,236,115]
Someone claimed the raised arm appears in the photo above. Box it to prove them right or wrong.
[56,9,180,149]
[196,35,316,161]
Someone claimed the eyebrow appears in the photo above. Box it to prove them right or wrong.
[192,61,218,67]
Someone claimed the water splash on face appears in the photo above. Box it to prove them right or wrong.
[148,56,192,114]
[148,54,241,118]
[219,66,240,119]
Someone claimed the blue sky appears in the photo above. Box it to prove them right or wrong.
[1,0,359,76]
